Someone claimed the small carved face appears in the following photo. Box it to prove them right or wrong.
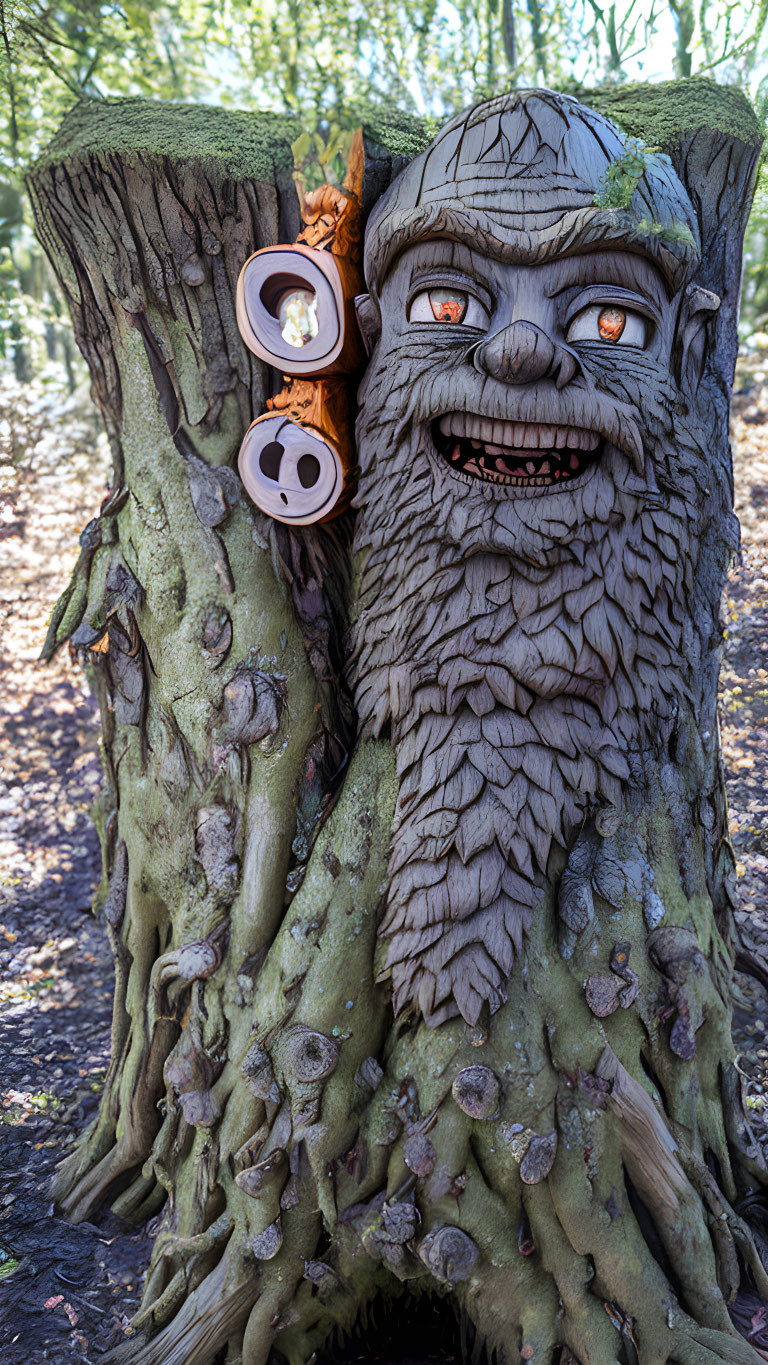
[238,414,344,524]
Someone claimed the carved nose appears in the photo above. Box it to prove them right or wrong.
[474,320,577,387]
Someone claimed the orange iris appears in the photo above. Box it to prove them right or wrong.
[429,288,467,323]
[598,306,626,342]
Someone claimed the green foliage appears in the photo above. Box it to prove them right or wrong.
[0,0,767,368]
[592,137,699,247]
[631,216,698,247]
[593,135,654,207]
[291,124,356,200]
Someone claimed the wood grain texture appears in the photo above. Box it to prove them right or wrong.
[351,87,757,1026]
[28,88,768,1365]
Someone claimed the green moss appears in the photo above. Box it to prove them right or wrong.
[352,98,432,159]
[577,77,762,153]
[34,96,300,181]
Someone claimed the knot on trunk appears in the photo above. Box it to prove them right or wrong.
[102,840,128,929]
[186,452,240,528]
[273,1025,340,1131]
[70,547,141,651]
[276,1025,339,1083]
[451,1065,500,1119]
[235,1147,288,1199]
[241,1043,280,1103]
[647,926,710,1059]
[362,1198,421,1270]
[418,1225,478,1284]
[403,1129,437,1177]
[303,1260,338,1300]
[151,928,226,1016]
[222,666,285,746]
[249,1217,283,1261]
[164,1023,223,1128]
[501,1124,558,1183]
[354,1056,383,1092]
[195,805,240,899]
[586,940,640,1017]
[199,604,232,665]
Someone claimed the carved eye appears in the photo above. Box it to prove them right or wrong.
[409,288,490,329]
[567,304,648,347]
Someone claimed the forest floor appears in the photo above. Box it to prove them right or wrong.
[1,359,768,1363]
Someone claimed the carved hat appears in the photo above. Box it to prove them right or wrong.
[364,88,700,297]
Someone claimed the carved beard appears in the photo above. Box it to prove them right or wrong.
[350,328,729,1029]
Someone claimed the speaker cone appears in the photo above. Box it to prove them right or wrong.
[236,245,346,377]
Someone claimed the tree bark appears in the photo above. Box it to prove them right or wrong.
[28,85,768,1365]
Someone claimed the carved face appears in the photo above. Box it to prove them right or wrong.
[239,414,345,525]
[351,91,729,1027]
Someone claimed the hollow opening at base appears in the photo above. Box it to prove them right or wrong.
[278,1291,498,1365]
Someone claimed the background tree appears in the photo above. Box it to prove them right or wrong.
[27,77,768,1365]
[2,0,768,391]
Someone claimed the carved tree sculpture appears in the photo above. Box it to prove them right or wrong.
[28,84,768,1365]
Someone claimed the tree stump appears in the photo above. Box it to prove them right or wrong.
[28,84,768,1365]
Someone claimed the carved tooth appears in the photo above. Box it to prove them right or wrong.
[439,415,452,436]
[539,461,550,475]
[566,428,581,448]
[539,425,555,445]
[513,423,525,445]
[491,421,506,445]
[569,452,580,470]
[479,416,495,443]
[526,461,536,474]
[554,427,568,448]
[584,431,600,450]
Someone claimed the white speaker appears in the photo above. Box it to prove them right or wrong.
[236,245,348,377]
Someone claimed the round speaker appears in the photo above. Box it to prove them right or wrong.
[238,413,345,525]
[236,245,345,376]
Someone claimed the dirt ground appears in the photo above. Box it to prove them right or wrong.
[1,359,768,1362]
[0,376,149,1361]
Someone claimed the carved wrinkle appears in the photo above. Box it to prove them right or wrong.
[350,88,729,1028]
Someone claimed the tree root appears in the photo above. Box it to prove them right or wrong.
[61,748,768,1365]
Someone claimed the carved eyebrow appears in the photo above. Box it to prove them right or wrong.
[369,204,697,297]
[403,242,666,310]
[406,256,495,306]
[545,252,669,306]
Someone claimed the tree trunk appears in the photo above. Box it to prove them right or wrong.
[28,85,768,1365]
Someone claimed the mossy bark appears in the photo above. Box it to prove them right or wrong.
[28,87,768,1365]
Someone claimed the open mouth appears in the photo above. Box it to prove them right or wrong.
[432,413,603,487]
